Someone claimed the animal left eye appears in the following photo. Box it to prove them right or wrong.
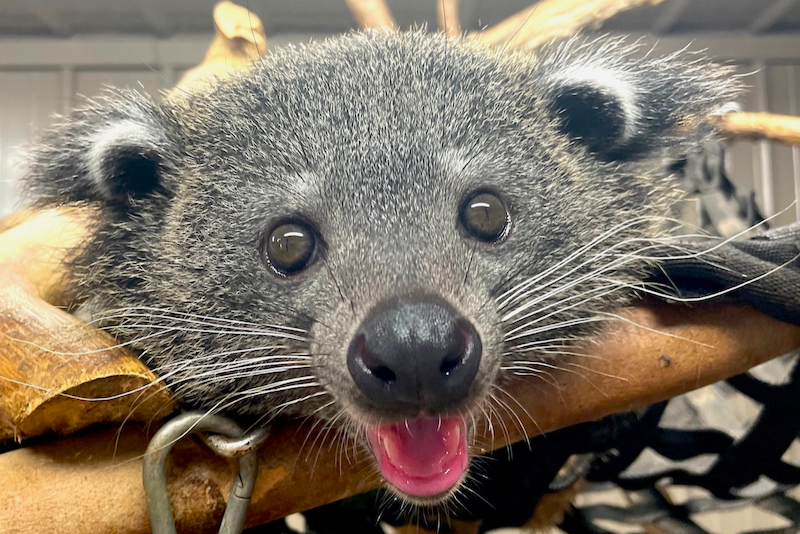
[459,190,511,243]
[262,220,318,276]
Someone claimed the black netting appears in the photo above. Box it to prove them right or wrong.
[558,142,800,534]
[558,353,800,534]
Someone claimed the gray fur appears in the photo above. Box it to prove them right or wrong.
[23,31,740,493]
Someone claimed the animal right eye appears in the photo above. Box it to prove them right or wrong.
[459,190,511,243]
[262,220,318,276]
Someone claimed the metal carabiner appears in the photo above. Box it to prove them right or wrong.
[143,411,264,534]
[202,426,270,458]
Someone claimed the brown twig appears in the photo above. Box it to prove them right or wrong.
[474,0,668,51]
[437,0,461,37]
[345,0,397,30]
[172,1,268,94]
[718,112,800,146]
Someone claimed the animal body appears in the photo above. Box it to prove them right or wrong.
[23,31,739,505]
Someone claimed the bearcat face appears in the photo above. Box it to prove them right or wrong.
[24,31,739,502]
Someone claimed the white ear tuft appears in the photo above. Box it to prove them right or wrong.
[536,36,743,161]
[88,120,164,202]
[551,64,640,144]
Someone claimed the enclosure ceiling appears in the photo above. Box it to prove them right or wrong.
[1,0,800,38]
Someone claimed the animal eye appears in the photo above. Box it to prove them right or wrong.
[263,221,317,276]
[459,191,510,243]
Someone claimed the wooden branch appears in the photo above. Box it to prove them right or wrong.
[172,1,267,94]
[474,0,668,51]
[0,278,174,441]
[3,209,799,533]
[1,302,798,533]
[717,112,800,146]
[344,0,397,31]
[0,206,93,306]
[437,0,461,37]
[0,207,174,442]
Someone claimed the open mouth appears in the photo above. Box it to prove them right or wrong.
[366,416,469,499]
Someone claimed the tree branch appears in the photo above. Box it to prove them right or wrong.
[474,0,668,51]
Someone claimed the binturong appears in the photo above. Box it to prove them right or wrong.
[22,32,740,503]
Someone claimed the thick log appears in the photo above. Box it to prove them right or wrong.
[474,0,668,50]
[2,302,798,533]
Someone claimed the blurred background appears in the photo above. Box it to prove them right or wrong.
[0,1,799,533]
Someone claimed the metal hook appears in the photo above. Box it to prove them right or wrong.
[202,426,269,458]
[143,411,264,534]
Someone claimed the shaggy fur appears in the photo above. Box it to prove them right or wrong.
[22,31,739,498]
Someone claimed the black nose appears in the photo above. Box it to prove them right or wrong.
[346,295,482,413]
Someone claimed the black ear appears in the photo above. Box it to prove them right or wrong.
[24,89,178,208]
[549,69,636,155]
[538,38,741,161]
[87,120,167,202]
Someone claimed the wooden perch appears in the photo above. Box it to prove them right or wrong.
[0,281,174,442]
[173,1,267,94]
[1,301,798,534]
[717,112,800,146]
[2,209,799,533]
[0,208,174,442]
[472,0,668,50]
[345,0,397,31]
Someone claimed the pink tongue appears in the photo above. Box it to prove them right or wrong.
[367,417,468,497]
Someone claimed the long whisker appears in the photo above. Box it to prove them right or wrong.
[98,321,308,342]
[503,316,608,342]
[89,306,307,333]
[496,216,653,307]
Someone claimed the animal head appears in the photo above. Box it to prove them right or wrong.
[25,31,738,502]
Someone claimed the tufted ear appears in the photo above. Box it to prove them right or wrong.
[537,38,741,161]
[86,120,168,202]
[24,89,178,208]
[548,64,640,155]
